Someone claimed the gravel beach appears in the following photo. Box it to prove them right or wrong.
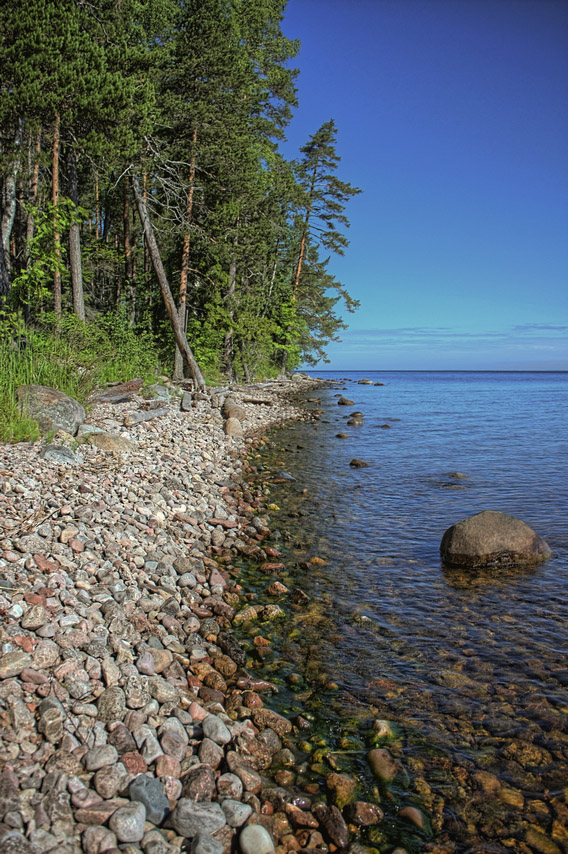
[0,376,336,854]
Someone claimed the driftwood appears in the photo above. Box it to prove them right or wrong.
[131,174,206,391]
[241,396,274,405]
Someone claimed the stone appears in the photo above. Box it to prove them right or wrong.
[220,799,252,827]
[97,687,127,722]
[87,432,136,453]
[190,833,224,854]
[181,765,216,802]
[312,803,349,849]
[16,385,85,435]
[440,510,552,568]
[398,806,425,829]
[123,408,169,427]
[0,651,32,679]
[326,773,357,810]
[202,714,232,746]
[82,825,118,854]
[94,765,125,800]
[337,397,354,406]
[367,748,400,783]
[129,775,170,826]
[239,824,275,854]
[224,417,243,438]
[349,458,369,468]
[216,774,242,801]
[343,801,384,826]
[84,745,119,771]
[168,800,226,838]
[39,445,83,465]
[108,801,146,843]
[148,676,179,705]
[251,708,292,738]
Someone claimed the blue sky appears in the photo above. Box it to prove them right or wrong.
[281,0,568,370]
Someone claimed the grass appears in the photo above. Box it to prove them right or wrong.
[0,311,165,443]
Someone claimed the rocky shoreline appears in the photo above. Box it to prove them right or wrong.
[1,374,392,854]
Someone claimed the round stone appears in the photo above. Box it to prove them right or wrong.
[129,774,170,825]
[202,714,231,746]
[239,824,275,854]
[108,801,146,842]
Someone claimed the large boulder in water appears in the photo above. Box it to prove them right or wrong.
[440,510,551,568]
[17,384,85,436]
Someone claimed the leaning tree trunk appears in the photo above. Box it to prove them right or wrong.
[131,174,205,391]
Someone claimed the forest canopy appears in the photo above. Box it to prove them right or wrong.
[0,0,361,385]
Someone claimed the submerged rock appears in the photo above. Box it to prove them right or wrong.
[440,510,552,568]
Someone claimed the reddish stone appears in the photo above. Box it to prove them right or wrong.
[25,593,47,606]
[69,538,85,553]
[207,518,237,529]
[20,668,49,684]
[33,554,59,573]
[14,635,37,652]
[74,800,123,824]
[260,562,285,573]
[155,754,181,778]
[242,692,263,710]
[121,752,147,775]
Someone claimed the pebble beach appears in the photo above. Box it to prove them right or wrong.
[0,375,362,854]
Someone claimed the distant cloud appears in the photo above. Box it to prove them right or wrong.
[312,322,568,370]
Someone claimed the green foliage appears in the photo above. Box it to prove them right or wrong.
[0,0,362,393]
[11,200,88,310]
[0,310,163,442]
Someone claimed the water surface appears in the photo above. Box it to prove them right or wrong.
[246,372,568,853]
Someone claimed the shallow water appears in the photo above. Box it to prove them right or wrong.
[244,372,568,853]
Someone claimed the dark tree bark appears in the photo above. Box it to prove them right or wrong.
[131,174,206,390]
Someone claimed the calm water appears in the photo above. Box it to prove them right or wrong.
[243,372,568,853]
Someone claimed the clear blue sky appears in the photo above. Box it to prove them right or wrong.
[281,0,568,370]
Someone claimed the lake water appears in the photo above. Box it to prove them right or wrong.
[239,371,568,854]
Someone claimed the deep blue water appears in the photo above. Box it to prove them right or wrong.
[255,371,568,852]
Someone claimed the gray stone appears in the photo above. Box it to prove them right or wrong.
[123,408,169,427]
[216,774,242,801]
[109,801,146,843]
[169,800,226,838]
[202,714,231,746]
[83,744,119,771]
[82,825,118,854]
[440,510,552,568]
[190,834,224,854]
[148,676,179,705]
[129,775,170,826]
[220,799,252,827]
[0,832,38,854]
[16,384,85,435]
[239,825,275,854]
[39,445,83,465]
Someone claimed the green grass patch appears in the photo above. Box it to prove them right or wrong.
[0,311,164,443]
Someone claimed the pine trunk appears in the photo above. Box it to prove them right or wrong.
[131,174,205,391]
[52,114,62,314]
[68,147,85,321]
[174,131,198,381]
